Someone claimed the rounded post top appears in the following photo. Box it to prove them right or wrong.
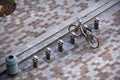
[95,17,100,21]
[83,24,88,28]
[71,32,76,36]
[58,39,63,43]
[46,47,51,51]
[33,55,38,59]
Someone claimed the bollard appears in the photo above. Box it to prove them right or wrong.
[32,55,38,68]
[94,17,100,29]
[45,47,51,60]
[58,39,63,52]
[5,55,19,75]
[70,32,75,44]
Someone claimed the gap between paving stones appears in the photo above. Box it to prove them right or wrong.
[0,0,119,75]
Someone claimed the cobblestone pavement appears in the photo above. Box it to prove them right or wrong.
[0,0,112,66]
[0,1,120,80]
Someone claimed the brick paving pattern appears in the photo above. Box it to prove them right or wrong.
[0,0,114,74]
[0,1,120,80]
[0,0,111,62]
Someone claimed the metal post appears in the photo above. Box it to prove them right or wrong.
[32,56,38,68]
[94,17,99,29]
[70,32,75,44]
[58,39,63,52]
[45,47,51,60]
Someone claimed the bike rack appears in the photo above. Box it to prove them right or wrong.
[31,17,100,65]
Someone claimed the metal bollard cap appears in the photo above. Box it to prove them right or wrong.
[83,24,88,28]
[33,55,38,60]
[95,17,100,21]
[58,39,63,43]
[71,32,76,36]
[46,47,51,51]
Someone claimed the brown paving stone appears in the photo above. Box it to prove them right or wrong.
[45,22,56,28]
[80,65,89,75]
[111,39,117,42]
[19,35,28,41]
[95,72,111,79]
[117,55,120,59]
[98,49,109,57]
[74,0,79,2]
[43,13,51,18]
[99,64,110,71]
[40,64,49,71]
[34,31,46,38]
[6,50,13,54]
[71,63,76,69]
[92,47,101,53]
[1,33,9,39]
[49,22,56,27]
[14,41,23,46]
[73,58,82,67]
[0,40,5,45]
[110,64,117,70]
[110,61,120,70]
[100,52,113,61]
[84,56,95,64]
[91,62,101,66]
[36,74,47,80]
[77,2,88,10]
[65,58,73,65]
[116,70,120,74]
[51,66,64,79]
[20,15,30,21]
[63,0,68,5]
[75,48,85,55]
[94,0,99,2]
[79,75,91,80]
[1,44,11,50]
[94,67,101,72]
[70,44,79,51]
[105,43,113,48]
[113,15,120,22]
[0,51,5,58]
[8,27,19,34]
[114,77,120,80]
[113,19,120,26]
[100,31,107,36]
[112,9,120,16]
[116,29,120,35]
[113,46,119,51]
[112,9,120,26]
[105,20,110,23]
[0,32,4,36]
[107,28,116,34]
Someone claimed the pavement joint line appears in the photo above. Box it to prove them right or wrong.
[0,0,119,74]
